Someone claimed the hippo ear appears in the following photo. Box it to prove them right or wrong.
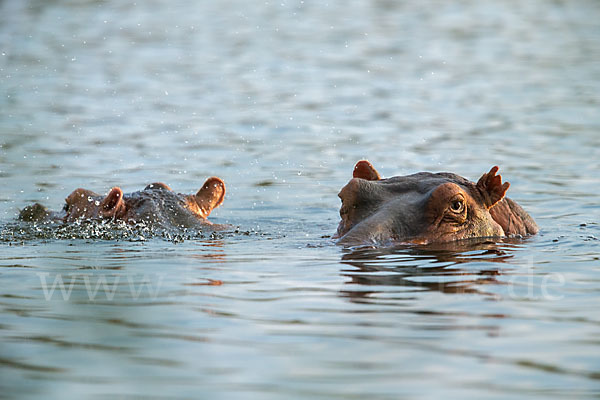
[476,166,510,209]
[353,160,381,180]
[195,177,226,218]
[100,187,126,218]
[144,182,172,191]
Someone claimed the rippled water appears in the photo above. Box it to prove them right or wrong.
[1,0,599,398]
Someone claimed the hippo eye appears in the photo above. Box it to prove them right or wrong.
[450,199,464,213]
[62,203,69,212]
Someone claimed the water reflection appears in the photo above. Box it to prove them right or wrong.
[340,239,525,298]
[188,240,227,262]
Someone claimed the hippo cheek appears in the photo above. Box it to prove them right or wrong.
[475,215,505,238]
[435,213,505,242]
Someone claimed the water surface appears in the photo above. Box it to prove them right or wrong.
[1,0,599,398]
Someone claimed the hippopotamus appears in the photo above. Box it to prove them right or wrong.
[335,161,538,246]
[18,177,225,228]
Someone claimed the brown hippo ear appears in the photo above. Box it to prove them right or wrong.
[353,160,381,180]
[195,177,226,218]
[100,187,126,219]
[144,182,172,191]
[476,166,510,209]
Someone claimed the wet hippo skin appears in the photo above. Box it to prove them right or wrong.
[335,161,538,246]
[19,177,225,229]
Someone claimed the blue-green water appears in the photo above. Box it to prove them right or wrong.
[1,0,599,398]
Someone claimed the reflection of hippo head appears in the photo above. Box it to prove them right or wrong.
[20,177,225,228]
[335,161,538,246]
[338,239,522,299]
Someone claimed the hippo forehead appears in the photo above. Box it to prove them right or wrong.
[377,172,473,194]
[343,172,479,208]
[124,187,187,206]
[339,171,481,231]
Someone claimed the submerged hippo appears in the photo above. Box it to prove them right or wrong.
[19,177,225,228]
[335,161,538,245]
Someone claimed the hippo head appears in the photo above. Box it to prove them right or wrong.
[62,177,225,224]
[335,161,538,246]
